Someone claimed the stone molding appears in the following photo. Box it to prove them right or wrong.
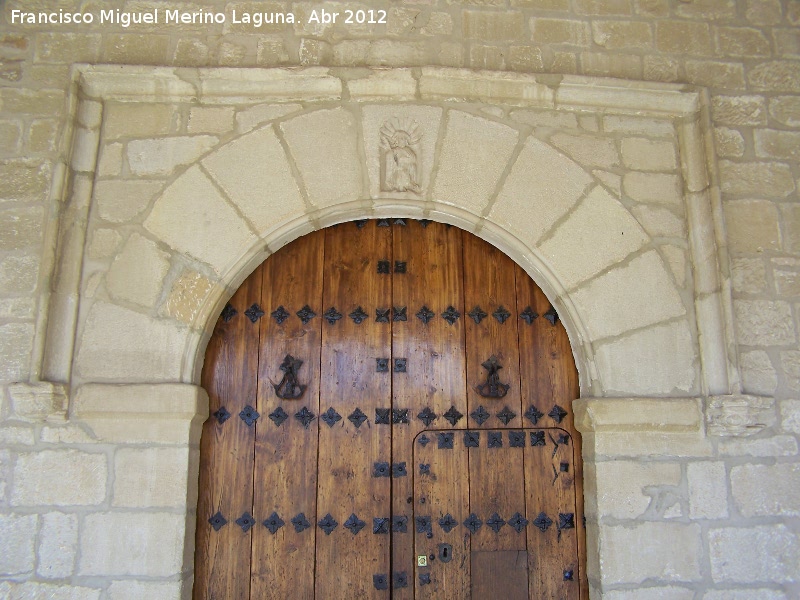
[574,397,704,434]
[7,382,68,422]
[705,394,777,437]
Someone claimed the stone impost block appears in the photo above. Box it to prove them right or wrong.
[433,110,518,214]
[705,395,776,437]
[490,137,592,246]
[72,383,208,445]
[79,512,186,577]
[0,513,36,576]
[575,397,703,437]
[37,512,78,579]
[570,251,686,340]
[599,522,703,585]
[731,463,800,518]
[540,185,649,289]
[280,108,362,208]
[687,461,728,519]
[8,381,68,421]
[710,525,799,583]
[202,125,305,234]
[10,450,107,506]
[144,165,256,274]
[113,447,190,508]
[74,302,187,382]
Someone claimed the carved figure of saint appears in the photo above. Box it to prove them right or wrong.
[380,118,422,194]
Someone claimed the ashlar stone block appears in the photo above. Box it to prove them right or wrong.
[724,199,781,255]
[599,522,702,584]
[235,103,302,134]
[11,450,106,506]
[0,582,101,600]
[0,322,34,381]
[550,131,619,169]
[144,165,256,274]
[0,513,36,575]
[280,108,362,208]
[0,206,43,250]
[202,125,305,234]
[128,136,218,176]
[433,110,518,214]
[769,96,800,127]
[103,103,175,139]
[739,350,777,395]
[687,461,728,519]
[623,172,682,205]
[37,512,78,579]
[780,399,800,433]
[594,320,697,395]
[604,588,695,600]
[719,161,795,198]
[92,175,160,224]
[113,447,190,509]
[594,460,681,519]
[79,512,185,576]
[734,300,795,346]
[75,302,186,381]
[161,270,215,326]
[490,136,592,245]
[570,251,686,340]
[539,185,649,289]
[712,95,765,128]
[731,258,766,294]
[710,525,799,583]
[621,137,677,171]
[731,463,800,518]
[106,234,170,308]
[107,581,183,600]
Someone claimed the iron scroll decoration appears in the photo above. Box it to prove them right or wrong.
[272,354,306,399]
[476,355,511,398]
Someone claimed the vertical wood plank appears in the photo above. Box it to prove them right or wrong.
[250,230,325,599]
[392,220,467,598]
[315,222,392,599]
[194,266,262,600]
[516,267,586,598]
[462,235,526,556]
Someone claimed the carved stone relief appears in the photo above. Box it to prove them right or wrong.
[380,117,422,194]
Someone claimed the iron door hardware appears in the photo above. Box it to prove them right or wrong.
[272,355,306,399]
[477,355,510,398]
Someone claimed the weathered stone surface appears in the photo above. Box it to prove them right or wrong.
[703,591,786,600]
[161,270,214,326]
[574,0,631,15]
[347,70,416,101]
[280,108,361,208]
[754,129,800,161]
[716,27,771,57]
[107,581,183,600]
[710,525,799,583]
[739,350,777,395]
[595,461,681,519]
[550,131,619,169]
[594,320,697,395]
[674,0,735,19]
[106,234,171,308]
[623,172,682,205]
[656,21,712,55]
[603,115,674,136]
[37,512,78,579]
[780,399,800,433]
[113,447,190,508]
[745,0,783,25]
[79,512,185,576]
[144,165,255,274]
[128,135,218,176]
[769,96,800,127]
[361,105,442,200]
[75,302,186,381]
[88,228,123,260]
[11,450,106,506]
[731,463,800,517]
[0,513,36,575]
[773,258,800,296]
[714,127,745,157]
[103,103,175,139]
[731,258,766,294]
[0,206,43,250]
[188,106,235,134]
[705,395,776,437]
[491,137,591,245]
[540,185,649,289]
[630,205,685,239]
[97,142,123,177]
[723,199,781,254]
[28,118,60,154]
[102,34,170,65]
[600,522,702,584]
[748,61,800,92]
[0,254,39,294]
[592,20,652,50]
[718,435,798,457]
[202,125,305,233]
[0,581,102,600]
[571,251,686,340]
[235,103,302,133]
[687,461,728,519]
[530,18,590,46]
[0,426,35,445]
[433,110,518,214]
[661,245,687,287]
[734,300,795,346]
[510,109,579,129]
[685,60,746,90]
[719,161,795,198]
[0,322,34,381]
[621,137,677,171]
[463,10,524,41]
[0,89,63,115]
[604,589,695,600]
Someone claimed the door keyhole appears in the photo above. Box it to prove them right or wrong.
[438,543,453,563]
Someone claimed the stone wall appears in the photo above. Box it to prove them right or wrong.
[0,1,798,599]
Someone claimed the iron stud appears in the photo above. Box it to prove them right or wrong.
[236,512,255,532]
[519,306,538,325]
[318,513,338,535]
[263,512,285,534]
[244,303,264,323]
[344,513,366,535]
[470,405,490,426]
[268,406,288,426]
[464,431,480,448]
[221,303,237,322]
[348,408,367,428]
[271,305,290,324]
[212,406,231,424]
[468,305,487,324]
[291,513,310,533]
[208,511,227,531]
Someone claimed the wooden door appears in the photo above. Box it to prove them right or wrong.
[194,220,586,599]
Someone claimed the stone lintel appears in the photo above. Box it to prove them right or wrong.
[705,394,776,437]
[419,67,555,107]
[8,381,68,422]
[574,397,704,433]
